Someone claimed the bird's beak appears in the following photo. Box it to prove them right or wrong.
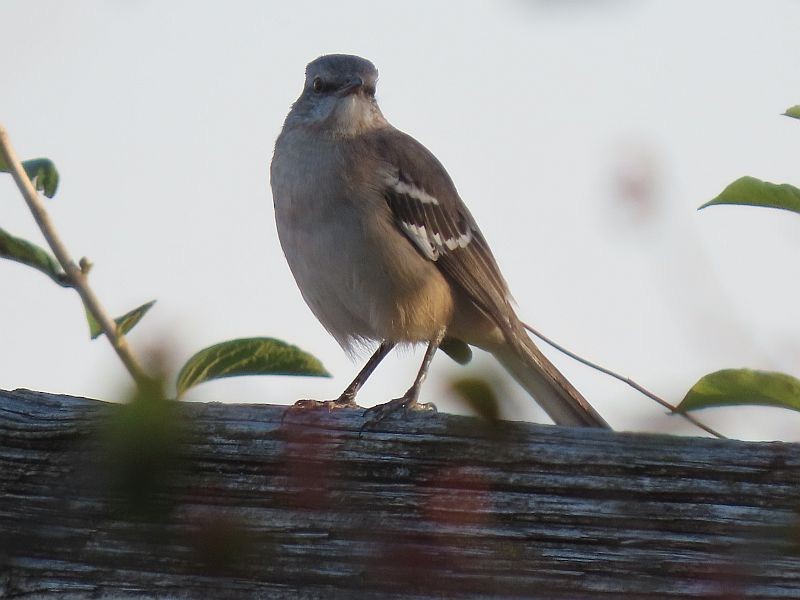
[337,76,364,97]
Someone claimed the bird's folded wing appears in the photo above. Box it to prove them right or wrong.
[367,127,517,339]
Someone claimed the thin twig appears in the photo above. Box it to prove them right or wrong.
[0,124,150,388]
[520,320,726,439]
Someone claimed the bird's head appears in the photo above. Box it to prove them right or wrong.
[286,54,387,136]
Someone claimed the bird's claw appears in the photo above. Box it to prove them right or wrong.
[295,397,361,410]
[360,394,437,434]
[281,395,361,423]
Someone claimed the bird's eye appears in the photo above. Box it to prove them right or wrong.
[312,77,323,93]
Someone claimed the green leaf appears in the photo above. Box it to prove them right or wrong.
[0,226,69,286]
[176,337,330,397]
[86,299,157,339]
[699,176,800,215]
[114,299,156,337]
[21,158,59,198]
[678,369,800,414]
[85,306,101,338]
[783,105,800,120]
[0,157,60,198]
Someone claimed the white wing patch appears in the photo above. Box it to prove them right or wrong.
[399,220,473,261]
[399,221,439,260]
[389,178,440,205]
[443,230,472,250]
[384,167,474,261]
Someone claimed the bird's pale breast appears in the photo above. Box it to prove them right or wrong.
[272,128,454,351]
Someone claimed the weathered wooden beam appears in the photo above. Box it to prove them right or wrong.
[1,388,799,599]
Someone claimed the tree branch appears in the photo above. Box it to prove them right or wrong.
[521,320,725,439]
[0,125,150,387]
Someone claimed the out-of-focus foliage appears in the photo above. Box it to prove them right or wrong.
[783,105,800,120]
[1,141,328,397]
[440,338,473,365]
[690,104,800,420]
[101,378,186,516]
[450,376,501,424]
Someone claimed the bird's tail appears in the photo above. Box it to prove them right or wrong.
[492,328,610,428]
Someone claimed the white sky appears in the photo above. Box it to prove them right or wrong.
[2,0,799,440]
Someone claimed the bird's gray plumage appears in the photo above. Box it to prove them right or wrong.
[271,54,609,428]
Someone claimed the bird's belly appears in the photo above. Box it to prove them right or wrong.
[278,203,453,349]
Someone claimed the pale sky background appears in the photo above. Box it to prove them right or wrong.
[1,0,799,441]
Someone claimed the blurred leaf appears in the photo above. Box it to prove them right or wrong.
[699,176,800,215]
[783,105,800,120]
[176,337,330,396]
[678,369,800,414]
[0,156,60,198]
[86,299,157,339]
[0,226,69,286]
[187,512,255,576]
[451,376,500,423]
[441,338,472,365]
[102,378,186,518]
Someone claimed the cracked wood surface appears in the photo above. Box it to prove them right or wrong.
[1,388,799,599]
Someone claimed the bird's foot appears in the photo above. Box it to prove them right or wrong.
[292,396,361,410]
[361,393,437,430]
[282,394,361,423]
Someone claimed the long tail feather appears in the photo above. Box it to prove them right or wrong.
[493,333,610,428]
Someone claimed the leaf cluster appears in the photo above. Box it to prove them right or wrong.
[677,106,800,418]
[1,154,328,397]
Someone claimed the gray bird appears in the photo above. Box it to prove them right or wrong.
[271,54,609,428]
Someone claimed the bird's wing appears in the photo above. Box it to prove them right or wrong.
[361,127,609,428]
[365,127,518,340]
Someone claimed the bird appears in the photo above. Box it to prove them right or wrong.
[270,54,609,428]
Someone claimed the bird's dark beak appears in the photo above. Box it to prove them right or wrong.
[337,76,364,97]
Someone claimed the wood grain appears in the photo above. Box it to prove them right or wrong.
[1,388,799,599]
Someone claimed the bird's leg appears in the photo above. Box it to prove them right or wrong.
[291,342,395,411]
[363,329,446,425]
[333,342,395,407]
